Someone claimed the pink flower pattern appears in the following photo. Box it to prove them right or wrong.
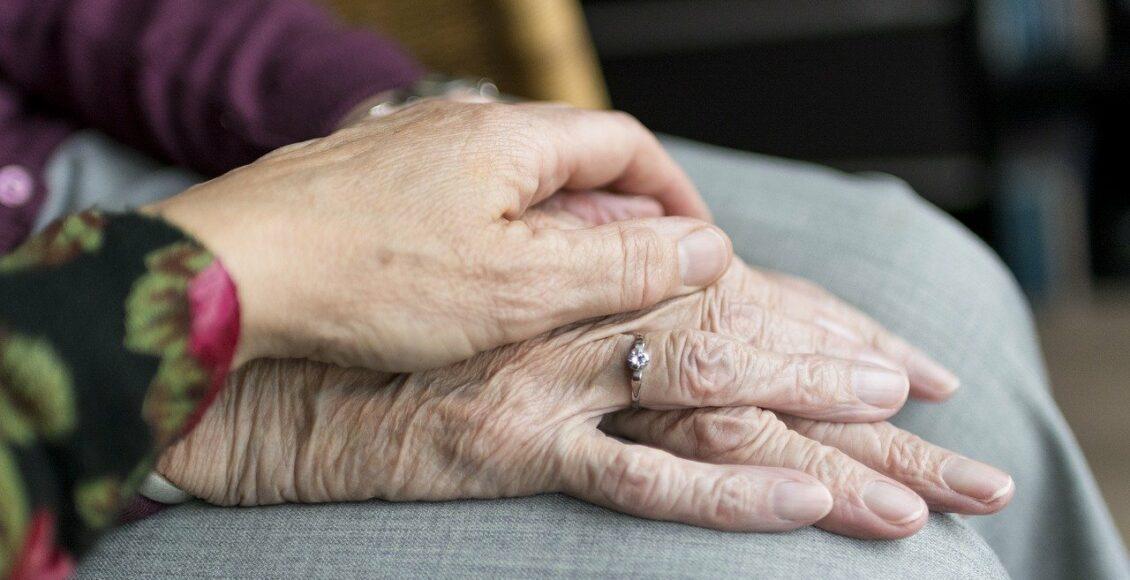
[185,260,241,432]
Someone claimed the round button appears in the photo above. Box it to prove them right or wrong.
[0,165,33,208]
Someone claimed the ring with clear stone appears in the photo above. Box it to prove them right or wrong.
[626,334,650,409]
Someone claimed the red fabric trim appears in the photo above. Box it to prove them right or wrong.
[182,258,240,435]
[8,510,74,580]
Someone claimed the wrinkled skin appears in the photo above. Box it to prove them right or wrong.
[159,303,897,534]
[148,101,732,371]
[160,210,1012,540]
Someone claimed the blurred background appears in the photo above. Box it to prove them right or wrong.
[323,0,1128,540]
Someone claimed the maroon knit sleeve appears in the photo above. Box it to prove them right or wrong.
[0,0,425,177]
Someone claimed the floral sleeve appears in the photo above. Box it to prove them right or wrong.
[0,211,240,579]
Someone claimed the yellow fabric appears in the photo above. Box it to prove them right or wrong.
[320,0,609,108]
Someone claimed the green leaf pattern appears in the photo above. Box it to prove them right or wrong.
[0,211,227,577]
[73,476,124,531]
[124,242,216,447]
[0,212,105,273]
[0,333,76,444]
[0,447,29,576]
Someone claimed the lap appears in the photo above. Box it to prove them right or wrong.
[662,136,1128,579]
[53,131,1123,579]
[77,496,1004,579]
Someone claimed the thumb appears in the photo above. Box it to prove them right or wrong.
[493,217,732,339]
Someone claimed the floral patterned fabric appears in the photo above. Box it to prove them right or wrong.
[0,211,240,579]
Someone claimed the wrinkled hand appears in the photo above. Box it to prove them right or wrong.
[529,200,1012,538]
[148,101,726,371]
[537,192,961,401]
[159,312,920,534]
[159,216,1011,541]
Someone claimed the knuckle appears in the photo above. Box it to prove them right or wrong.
[880,429,933,480]
[686,408,770,461]
[616,226,674,309]
[672,333,738,404]
[793,440,848,483]
[795,358,849,406]
[708,474,755,528]
[704,291,763,339]
[687,411,745,459]
[783,422,871,489]
[603,446,662,510]
[734,409,793,463]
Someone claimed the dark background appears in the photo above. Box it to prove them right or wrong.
[581,0,1130,302]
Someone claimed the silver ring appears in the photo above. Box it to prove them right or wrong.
[627,334,650,409]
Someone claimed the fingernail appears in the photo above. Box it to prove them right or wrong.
[907,350,961,397]
[772,481,834,522]
[863,481,926,525]
[677,227,729,287]
[942,457,1014,502]
[852,365,909,408]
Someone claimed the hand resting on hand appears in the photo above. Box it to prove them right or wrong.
[158,208,1011,540]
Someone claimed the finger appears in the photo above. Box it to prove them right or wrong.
[514,104,712,220]
[499,248,903,374]
[753,270,960,401]
[701,295,905,370]
[535,191,664,226]
[558,432,832,532]
[493,218,731,338]
[588,330,909,422]
[781,416,1014,515]
[601,407,930,539]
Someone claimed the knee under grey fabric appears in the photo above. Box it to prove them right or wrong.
[78,496,1003,579]
[48,131,1126,579]
[664,137,1129,580]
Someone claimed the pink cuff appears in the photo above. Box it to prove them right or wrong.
[183,259,241,435]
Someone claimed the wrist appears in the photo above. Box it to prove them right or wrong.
[141,195,262,367]
[157,360,402,506]
[156,361,303,506]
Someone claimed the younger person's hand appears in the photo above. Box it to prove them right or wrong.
[148,101,725,371]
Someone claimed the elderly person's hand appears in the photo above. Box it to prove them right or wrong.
[158,208,1012,540]
[158,321,909,534]
[531,200,1012,537]
[158,284,1006,540]
[537,191,962,401]
[147,101,725,371]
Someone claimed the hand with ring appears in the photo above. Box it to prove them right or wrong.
[539,200,1014,537]
[158,214,1012,539]
[159,321,910,533]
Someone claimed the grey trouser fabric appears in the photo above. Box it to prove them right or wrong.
[48,131,1126,579]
